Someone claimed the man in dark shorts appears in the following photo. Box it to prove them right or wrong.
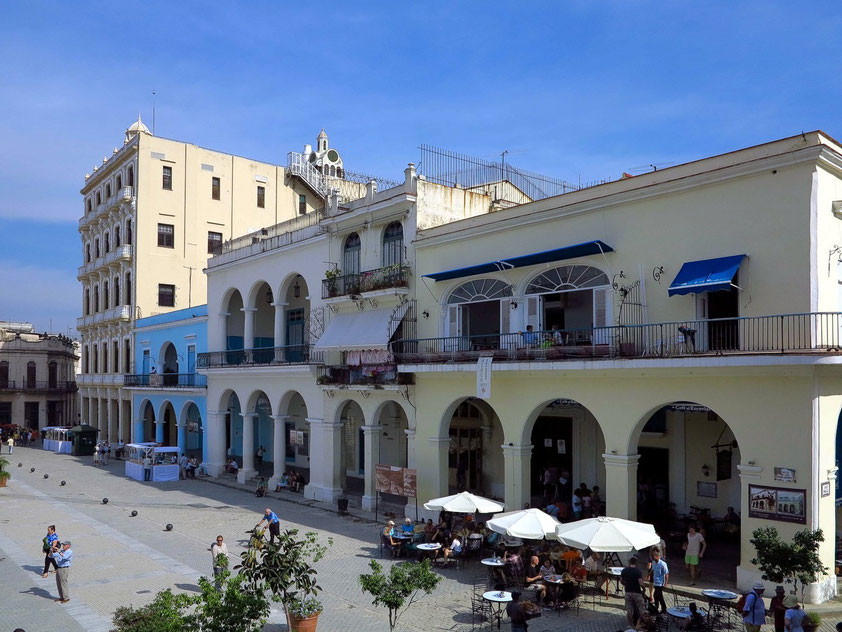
[255,507,281,543]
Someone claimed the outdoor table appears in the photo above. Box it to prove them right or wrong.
[417,542,441,562]
[482,590,512,630]
[667,605,708,621]
[702,589,738,628]
[603,566,623,597]
[481,557,506,583]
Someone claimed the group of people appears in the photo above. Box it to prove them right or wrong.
[2,427,36,452]
[38,525,73,603]
[540,469,603,522]
[92,441,114,465]
[741,583,817,632]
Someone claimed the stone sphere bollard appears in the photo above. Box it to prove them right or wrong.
[131,510,138,517]
[60,481,66,486]
[102,497,109,504]
[18,462,22,467]
[43,474,49,479]
[165,523,173,531]
[30,467,35,473]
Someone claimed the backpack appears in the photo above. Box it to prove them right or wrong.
[42,536,51,553]
[734,593,749,612]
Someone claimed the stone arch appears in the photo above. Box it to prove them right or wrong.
[223,289,245,350]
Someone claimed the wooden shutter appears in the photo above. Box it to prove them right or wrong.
[592,287,611,344]
[526,295,541,331]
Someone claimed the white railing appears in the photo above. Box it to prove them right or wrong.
[118,186,134,201]
[287,152,329,197]
[105,244,132,265]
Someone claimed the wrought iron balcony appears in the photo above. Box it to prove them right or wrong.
[322,265,410,299]
[316,365,414,387]
[197,344,321,369]
[124,373,207,388]
[392,312,842,364]
[0,380,78,392]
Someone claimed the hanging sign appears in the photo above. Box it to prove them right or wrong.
[477,356,493,399]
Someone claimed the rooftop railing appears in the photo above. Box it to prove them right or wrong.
[392,312,842,364]
[322,264,410,299]
[124,373,207,388]
[197,344,321,369]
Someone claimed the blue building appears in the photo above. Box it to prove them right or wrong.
[126,305,208,459]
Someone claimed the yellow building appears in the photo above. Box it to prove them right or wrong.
[76,118,324,443]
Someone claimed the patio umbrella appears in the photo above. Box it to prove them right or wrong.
[487,508,561,540]
[423,491,505,514]
[554,516,660,552]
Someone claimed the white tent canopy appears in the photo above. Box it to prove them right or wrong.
[487,508,561,540]
[423,491,505,514]
[554,516,661,552]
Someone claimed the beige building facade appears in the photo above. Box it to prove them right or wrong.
[76,118,324,444]
[0,322,78,429]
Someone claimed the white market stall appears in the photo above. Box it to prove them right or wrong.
[125,443,180,482]
[42,427,72,454]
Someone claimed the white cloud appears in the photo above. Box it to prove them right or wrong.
[0,261,79,336]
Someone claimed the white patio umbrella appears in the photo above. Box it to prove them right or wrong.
[554,516,660,552]
[423,491,505,514]
[487,508,561,540]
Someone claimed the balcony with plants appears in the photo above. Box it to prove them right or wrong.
[321,264,410,299]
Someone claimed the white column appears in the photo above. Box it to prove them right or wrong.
[207,410,228,477]
[502,444,533,511]
[303,418,344,502]
[428,436,451,498]
[108,397,117,442]
[217,312,229,351]
[242,307,257,350]
[238,413,257,483]
[361,425,382,511]
[270,414,288,487]
[602,453,640,519]
[117,397,124,444]
[273,302,287,346]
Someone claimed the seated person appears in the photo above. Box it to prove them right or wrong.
[291,471,305,492]
[424,518,436,542]
[545,500,560,518]
[547,543,564,565]
[438,534,462,565]
[255,477,268,497]
[197,460,209,475]
[682,602,706,631]
[556,572,578,609]
[224,458,239,474]
[185,457,197,479]
[570,558,588,584]
[540,557,556,578]
[560,546,582,570]
[551,324,564,344]
[401,517,414,535]
[274,472,290,492]
[383,520,401,556]
[523,555,547,604]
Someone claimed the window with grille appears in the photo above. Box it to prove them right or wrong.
[125,272,131,305]
[212,177,220,200]
[207,231,223,254]
[162,165,172,190]
[382,221,403,267]
[95,239,100,258]
[158,284,175,307]
[115,225,121,247]
[257,185,265,208]
[126,220,132,245]
[158,223,174,248]
[343,232,361,276]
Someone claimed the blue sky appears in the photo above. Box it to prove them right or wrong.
[1,1,841,334]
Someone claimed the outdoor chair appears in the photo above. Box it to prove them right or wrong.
[470,596,492,627]
[464,535,483,561]
[582,575,606,609]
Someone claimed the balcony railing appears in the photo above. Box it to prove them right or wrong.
[316,365,414,387]
[105,244,133,265]
[392,312,842,364]
[0,381,78,392]
[124,373,207,388]
[197,344,322,368]
[322,265,410,299]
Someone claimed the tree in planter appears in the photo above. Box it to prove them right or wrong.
[236,528,332,620]
[359,559,442,631]
[750,527,828,601]
[0,456,10,486]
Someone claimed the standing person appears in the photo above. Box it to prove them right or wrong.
[210,535,229,590]
[7,435,13,454]
[142,453,152,481]
[41,525,59,578]
[51,541,73,603]
[93,444,100,466]
[571,489,583,519]
[557,470,572,504]
[178,453,187,480]
[620,556,646,628]
[542,466,554,503]
[255,445,266,471]
[103,442,110,465]
[742,582,767,632]
[783,595,806,632]
[684,526,706,585]
[255,507,281,543]
[506,591,528,632]
[769,585,786,632]
[649,548,669,614]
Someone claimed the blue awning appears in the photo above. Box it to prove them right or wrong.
[668,254,746,296]
[423,240,614,282]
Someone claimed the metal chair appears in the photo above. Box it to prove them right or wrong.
[470,596,492,627]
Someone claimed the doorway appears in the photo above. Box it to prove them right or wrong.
[637,447,669,521]
[705,282,739,351]
[462,300,500,348]
[286,308,305,361]
[530,416,573,502]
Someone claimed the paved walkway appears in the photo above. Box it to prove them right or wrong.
[0,446,839,632]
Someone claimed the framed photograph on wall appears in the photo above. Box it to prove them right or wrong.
[697,481,717,498]
[748,485,806,524]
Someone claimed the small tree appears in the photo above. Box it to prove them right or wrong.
[186,570,270,632]
[111,588,192,631]
[359,559,442,631]
[750,527,828,601]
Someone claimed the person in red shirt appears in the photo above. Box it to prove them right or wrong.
[769,585,786,632]
[570,558,588,584]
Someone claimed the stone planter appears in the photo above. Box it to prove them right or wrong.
[286,609,320,632]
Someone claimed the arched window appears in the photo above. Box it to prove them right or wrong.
[86,199,91,214]
[127,165,134,187]
[114,276,120,308]
[116,174,122,190]
[124,272,131,305]
[96,192,101,206]
[85,288,90,315]
[95,238,100,258]
[126,219,132,245]
[94,286,100,312]
[103,345,108,375]
[93,344,98,373]
[523,265,612,339]
[343,232,361,277]
[82,348,88,374]
[103,281,109,309]
[445,279,513,341]
[382,221,404,268]
[26,361,36,388]
[48,361,57,388]
[114,225,121,247]
[104,232,110,253]
[106,183,112,198]
[0,361,8,388]
[85,243,91,263]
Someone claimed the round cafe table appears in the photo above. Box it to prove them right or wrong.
[604,566,623,598]
[416,542,441,562]
[702,589,738,628]
[482,590,512,630]
[667,605,708,620]
[481,557,506,584]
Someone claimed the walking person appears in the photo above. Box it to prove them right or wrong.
[210,535,229,590]
[7,435,13,454]
[783,594,807,632]
[255,507,281,543]
[41,525,59,578]
[51,541,73,603]
[179,453,187,480]
[649,547,669,614]
[684,526,706,585]
[93,444,100,466]
[742,582,767,632]
[620,556,646,628]
[143,453,152,481]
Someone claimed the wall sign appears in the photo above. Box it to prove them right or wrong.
[748,485,806,524]
[821,481,831,498]
[697,481,717,498]
[773,467,797,483]
[477,356,493,399]
[375,464,417,497]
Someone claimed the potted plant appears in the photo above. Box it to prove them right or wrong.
[803,612,821,632]
[236,528,331,632]
[324,268,341,297]
[0,456,9,487]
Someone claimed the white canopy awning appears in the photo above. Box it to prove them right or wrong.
[314,304,407,352]
[487,508,561,540]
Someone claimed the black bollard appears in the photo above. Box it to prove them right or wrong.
[60,481,66,486]
[102,497,109,504]
[165,523,173,531]
[18,462,22,467]
[30,467,35,473]
[131,510,138,517]
[43,474,48,479]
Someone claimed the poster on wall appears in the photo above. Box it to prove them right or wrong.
[375,465,417,497]
[773,467,797,483]
[557,440,566,455]
[748,485,806,524]
[821,481,831,498]
[697,481,717,498]
[477,356,493,400]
